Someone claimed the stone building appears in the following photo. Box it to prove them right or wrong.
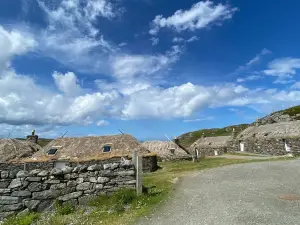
[189,135,233,157]
[32,134,151,163]
[229,121,300,155]
[141,140,191,161]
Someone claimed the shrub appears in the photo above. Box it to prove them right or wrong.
[54,201,75,215]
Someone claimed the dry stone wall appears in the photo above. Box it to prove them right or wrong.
[0,160,136,219]
[228,138,300,156]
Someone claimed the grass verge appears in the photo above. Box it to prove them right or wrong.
[2,157,293,225]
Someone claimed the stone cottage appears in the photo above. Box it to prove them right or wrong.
[31,134,151,163]
[229,121,300,155]
[0,139,41,163]
[141,140,191,161]
[189,135,233,157]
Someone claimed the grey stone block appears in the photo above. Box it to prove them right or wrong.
[0,189,11,194]
[0,181,10,189]
[8,178,23,189]
[114,170,135,176]
[1,171,9,179]
[76,182,91,191]
[50,183,66,190]
[50,168,63,176]
[24,199,40,211]
[16,171,29,178]
[87,164,102,171]
[58,191,83,201]
[12,190,31,197]
[44,179,60,184]
[0,203,23,212]
[37,170,49,177]
[97,177,110,184]
[32,190,61,200]
[26,177,42,182]
[29,169,42,176]
[0,196,19,205]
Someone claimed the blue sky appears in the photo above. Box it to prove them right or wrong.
[0,0,300,141]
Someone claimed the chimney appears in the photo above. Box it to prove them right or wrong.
[232,128,237,138]
[27,129,39,144]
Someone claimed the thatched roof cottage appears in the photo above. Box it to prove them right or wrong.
[230,121,300,155]
[190,136,232,157]
[32,134,151,161]
[0,139,41,163]
[141,140,191,161]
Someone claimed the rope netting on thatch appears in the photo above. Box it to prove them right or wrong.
[0,139,41,163]
[190,136,232,149]
[141,140,189,158]
[32,134,150,161]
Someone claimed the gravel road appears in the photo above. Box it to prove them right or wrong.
[136,159,300,225]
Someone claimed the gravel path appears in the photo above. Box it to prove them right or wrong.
[136,159,300,225]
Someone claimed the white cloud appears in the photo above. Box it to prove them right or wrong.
[96,120,109,126]
[149,1,237,35]
[0,26,36,72]
[183,116,214,122]
[172,36,198,43]
[237,74,263,83]
[52,71,82,96]
[111,45,182,78]
[118,42,127,47]
[264,57,300,77]
[291,82,300,89]
[172,37,185,43]
[187,36,199,42]
[150,37,159,46]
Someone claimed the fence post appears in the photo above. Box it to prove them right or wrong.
[132,151,137,168]
[136,155,143,196]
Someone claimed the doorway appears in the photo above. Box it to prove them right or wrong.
[239,142,245,152]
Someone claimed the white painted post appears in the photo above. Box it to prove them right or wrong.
[136,155,143,196]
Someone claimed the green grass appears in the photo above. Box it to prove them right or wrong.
[4,157,293,225]
[2,212,40,225]
[225,152,270,157]
[177,124,249,148]
[276,105,300,117]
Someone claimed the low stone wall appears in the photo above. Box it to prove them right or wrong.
[228,138,300,156]
[197,147,226,157]
[0,161,136,219]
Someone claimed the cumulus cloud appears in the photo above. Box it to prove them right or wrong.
[183,116,214,122]
[52,71,82,96]
[149,0,237,35]
[237,74,263,83]
[264,57,300,77]
[96,120,109,126]
[150,37,159,46]
[111,45,182,78]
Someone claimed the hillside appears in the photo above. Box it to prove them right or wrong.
[253,105,300,126]
[177,124,249,148]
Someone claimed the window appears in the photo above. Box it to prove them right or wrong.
[208,143,212,145]
[168,148,175,154]
[47,148,57,155]
[103,145,111,153]
[264,133,269,137]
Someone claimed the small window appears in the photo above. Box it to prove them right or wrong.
[103,145,111,153]
[47,148,57,155]
[208,143,212,145]
[252,134,256,138]
[264,133,269,137]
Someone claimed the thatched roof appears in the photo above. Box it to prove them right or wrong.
[141,141,190,159]
[31,134,150,161]
[190,136,232,149]
[237,121,300,139]
[0,139,41,163]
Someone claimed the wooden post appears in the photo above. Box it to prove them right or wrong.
[136,155,142,196]
[23,162,27,171]
[132,151,137,168]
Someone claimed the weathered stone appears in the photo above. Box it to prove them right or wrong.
[22,180,30,189]
[24,199,40,211]
[98,170,114,177]
[89,177,97,183]
[0,196,19,204]
[67,180,77,187]
[62,166,73,174]
[84,189,95,194]
[114,170,135,176]
[64,173,79,179]
[95,184,104,190]
[17,208,30,217]
[79,165,88,172]
[124,180,136,185]
[72,166,81,173]
[0,211,15,219]
[50,183,66,190]
[58,191,83,201]
[8,178,23,189]
[97,177,110,184]
[9,170,18,179]
[27,182,48,192]
[76,178,84,184]
[111,163,120,170]
[0,203,23,212]
[29,169,42,176]
[78,172,88,178]
[12,190,31,197]
[0,189,11,194]
[32,189,61,200]
[26,177,42,182]
[37,170,49,177]
[36,200,53,212]
[87,164,102,171]
[16,170,29,178]
[120,160,133,168]
[50,168,63,176]
[0,181,10,188]
[1,171,9,179]
[103,163,111,170]
[44,179,60,184]
[76,182,91,191]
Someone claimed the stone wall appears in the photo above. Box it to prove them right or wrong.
[0,160,136,219]
[196,147,227,157]
[227,138,300,156]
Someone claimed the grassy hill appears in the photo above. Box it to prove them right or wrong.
[177,124,249,148]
